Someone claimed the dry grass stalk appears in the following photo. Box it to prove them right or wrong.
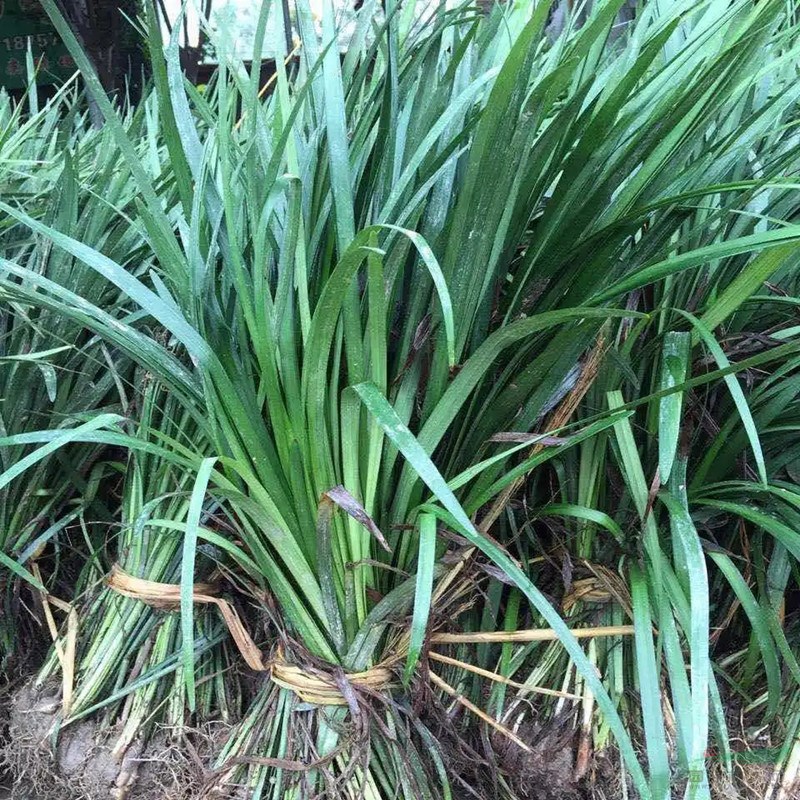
[478,329,609,534]
[428,650,580,699]
[32,563,77,716]
[428,669,533,752]
[431,625,635,644]
[562,562,633,619]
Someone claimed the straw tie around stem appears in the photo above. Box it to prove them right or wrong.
[106,564,396,704]
[107,564,266,671]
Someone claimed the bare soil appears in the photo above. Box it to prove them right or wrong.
[0,681,214,800]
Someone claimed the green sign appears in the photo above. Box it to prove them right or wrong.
[0,0,75,89]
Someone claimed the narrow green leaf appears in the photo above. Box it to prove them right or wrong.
[630,564,671,800]
[677,311,767,485]
[658,332,691,483]
[700,245,799,333]
[0,551,45,590]
[316,494,347,657]
[591,227,800,306]
[705,548,781,721]
[538,503,625,546]
[404,513,436,684]
[181,456,217,712]
[659,493,710,775]
[322,0,355,252]
[0,413,123,493]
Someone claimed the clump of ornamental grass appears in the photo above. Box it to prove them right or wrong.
[451,229,800,797]
[2,0,800,799]
[5,379,242,800]
[0,74,158,664]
